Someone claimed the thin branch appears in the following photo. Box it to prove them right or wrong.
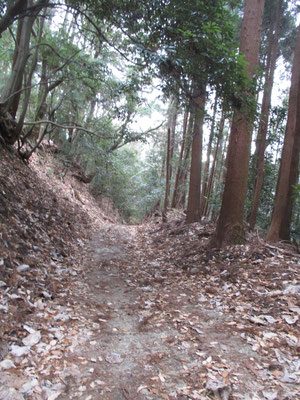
[142,121,165,135]
[8,26,17,46]
[0,81,48,106]
[0,73,87,107]
[69,6,145,67]
[29,42,83,73]
[23,119,114,139]
[108,121,165,152]
[23,119,165,142]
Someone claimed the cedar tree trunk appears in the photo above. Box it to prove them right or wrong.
[186,83,206,223]
[279,95,300,240]
[210,0,265,247]
[200,95,217,216]
[267,25,300,241]
[171,109,188,208]
[248,0,282,230]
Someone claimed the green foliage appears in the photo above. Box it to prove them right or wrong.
[91,147,141,219]
[1,0,298,230]
[261,0,297,68]
[267,104,288,151]
[0,26,15,91]
[58,123,164,221]
[67,0,250,108]
[133,147,165,218]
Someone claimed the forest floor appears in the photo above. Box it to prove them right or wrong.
[0,144,300,400]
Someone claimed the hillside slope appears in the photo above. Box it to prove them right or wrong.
[0,145,300,400]
[0,145,108,358]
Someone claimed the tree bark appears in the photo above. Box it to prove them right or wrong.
[10,5,27,118]
[279,95,300,240]
[266,25,300,242]
[163,127,171,222]
[0,0,49,36]
[168,95,179,184]
[200,94,217,216]
[248,0,282,230]
[203,112,225,217]
[174,112,193,209]
[171,109,188,208]
[210,0,265,247]
[186,82,206,224]
[1,0,35,113]
[0,0,49,145]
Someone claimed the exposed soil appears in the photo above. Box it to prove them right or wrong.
[0,146,300,400]
[58,224,264,400]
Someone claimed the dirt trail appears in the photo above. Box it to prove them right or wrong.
[1,148,299,400]
[55,224,270,400]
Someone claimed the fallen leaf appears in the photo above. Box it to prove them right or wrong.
[20,378,38,393]
[248,316,267,325]
[160,393,169,399]
[263,390,278,400]
[206,379,231,400]
[282,314,298,324]
[137,385,148,393]
[10,345,30,357]
[0,359,16,370]
[22,331,41,347]
[105,352,123,364]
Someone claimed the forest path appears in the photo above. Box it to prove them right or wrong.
[1,148,299,400]
[55,224,267,400]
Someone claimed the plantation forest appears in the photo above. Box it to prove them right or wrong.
[0,1,300,399]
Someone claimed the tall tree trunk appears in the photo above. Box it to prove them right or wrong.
[208,120,229,219]
[0,0,48,145]
[279,98,300,240]
[248,0,282,230]
[1,0,35,114]
[174,113,194,209]
[22,55,63,145]
[16,10,48,143]
[163,127,171,222]
[267,25,300,241]
[10,5,27,118]
[186,82,206,224]
[171,109,188,208]
[203,112,225,217]
[211,0,265,247]
[168,95,179,184]
[200,95,217,216]
[163,95,179,219]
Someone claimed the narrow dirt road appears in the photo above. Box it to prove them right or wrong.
[52,224,287,400]
[1,146,299,400]
[2,222,299,400]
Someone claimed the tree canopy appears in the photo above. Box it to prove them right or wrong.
[0,0,299,241]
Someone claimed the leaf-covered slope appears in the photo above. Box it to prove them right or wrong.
[0,144,106,343]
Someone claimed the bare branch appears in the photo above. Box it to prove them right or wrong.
[23,119,114,139]
[30,42,83,72]
[143,121,165,135]
[23,119,165,144]
[69,5,145,68]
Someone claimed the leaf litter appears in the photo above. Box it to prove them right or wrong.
[0,146,299,399]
